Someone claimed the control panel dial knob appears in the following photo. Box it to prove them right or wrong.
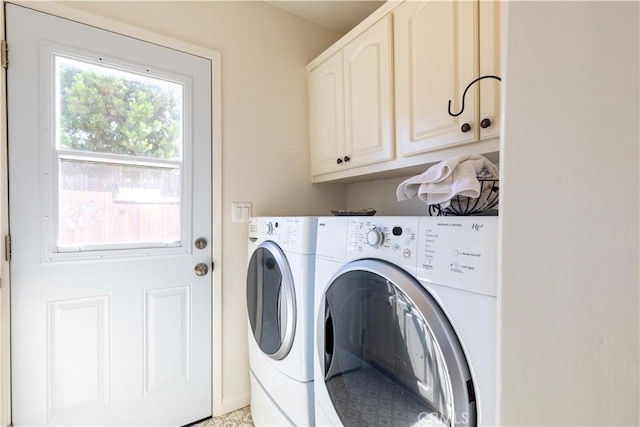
[366,227,385,248]
[264,222,274,235]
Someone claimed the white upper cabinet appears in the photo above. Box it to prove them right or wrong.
[343,16,394,169]
[308,52,346,176]
[394,0,502,156]
[308,15,393,177]
[307,0,501,183]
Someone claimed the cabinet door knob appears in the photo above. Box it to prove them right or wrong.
[480,118,492,129]
[461,123,472,133]
[336,158,343,164]
[343,156,351,162]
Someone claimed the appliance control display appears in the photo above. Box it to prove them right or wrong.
[249,217,318,254]
[281,220,301,246]
[421,222,485,273]
[417,218,498,296]
[346,218,420,268]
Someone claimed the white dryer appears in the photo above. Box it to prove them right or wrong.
[246,217,317,426]
[314,216,498,427]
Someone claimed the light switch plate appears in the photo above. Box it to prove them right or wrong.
[231,202,252,223]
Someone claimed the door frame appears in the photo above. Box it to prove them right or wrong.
[0,1,223,424]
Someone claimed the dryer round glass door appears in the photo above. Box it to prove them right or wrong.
[246,241,296,359]
[321,259,475,427]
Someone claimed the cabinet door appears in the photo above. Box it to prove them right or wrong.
[343,16,394,168]
[395,0,478,156]
[479,0,502,141]
[309,51,346,176]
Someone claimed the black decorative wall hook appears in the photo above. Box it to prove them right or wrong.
[448,75,502,117]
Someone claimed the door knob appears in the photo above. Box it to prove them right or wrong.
[461,123,472,133]
[480,118,492,129]
[194,263,209,276]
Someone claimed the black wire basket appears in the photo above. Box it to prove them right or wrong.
[428,179,499,216]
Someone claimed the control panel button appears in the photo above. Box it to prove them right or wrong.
[403,248,411,258]
[392,226,403,236]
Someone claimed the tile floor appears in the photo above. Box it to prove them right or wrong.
[195,406,254,427]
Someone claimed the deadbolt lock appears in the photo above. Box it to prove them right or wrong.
[194,237,208,250]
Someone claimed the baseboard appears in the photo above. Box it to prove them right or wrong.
[218,392,251,417]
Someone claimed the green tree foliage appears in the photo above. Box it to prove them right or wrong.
[60,62,181,160]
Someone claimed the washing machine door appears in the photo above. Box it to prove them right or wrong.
[320,259,475,427]
[246,241,296,360]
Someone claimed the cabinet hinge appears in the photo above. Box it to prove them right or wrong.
[4,235,11,262]
[1,40,7,69]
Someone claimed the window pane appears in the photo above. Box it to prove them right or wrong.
[56,56,183,161]
[58,159,180,248]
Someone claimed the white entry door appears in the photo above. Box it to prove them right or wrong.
[7,5,212,426]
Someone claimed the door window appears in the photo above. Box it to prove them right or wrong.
[52,52,189,253]
[322,261,474,427]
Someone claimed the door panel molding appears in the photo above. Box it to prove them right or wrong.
[48,295,110,422]
[143,285,191,395]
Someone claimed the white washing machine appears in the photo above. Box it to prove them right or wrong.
[314,216,498,427]
[246,217,317,426]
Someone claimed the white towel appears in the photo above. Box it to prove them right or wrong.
[396,154,498,208]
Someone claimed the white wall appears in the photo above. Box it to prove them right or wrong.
[345,163,500,216]
[346,176,431,215]
[499,1,639,425]
[9,0,346,416]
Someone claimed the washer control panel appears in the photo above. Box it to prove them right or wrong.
[248,217,318,254]
[346,217,420,274]
[417,217,498,296]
